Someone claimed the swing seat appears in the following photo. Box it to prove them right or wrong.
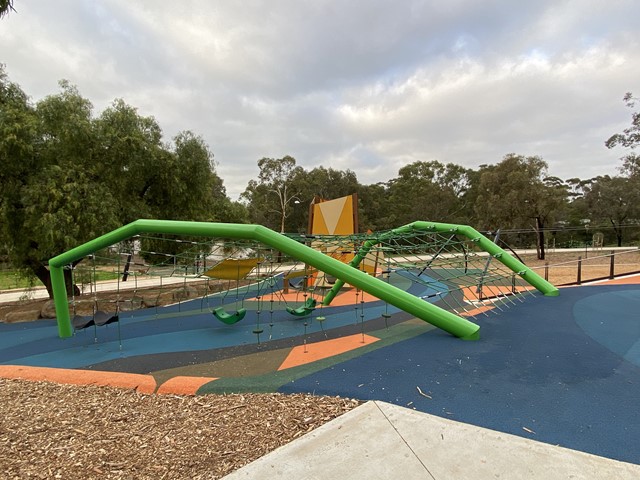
[72,315,95,330]
[286,298,317,317]
[94,311,119,327]
[213,307,247,325]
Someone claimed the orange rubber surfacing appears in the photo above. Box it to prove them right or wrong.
[276,288,379,307]
[0,365,158,394]
[460,305,494,317]
[156,376,218,395]
[0,365,217,396]
[278,333,380,371]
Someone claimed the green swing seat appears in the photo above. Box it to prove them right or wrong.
[213,307,247,325]
[286,297,317,317]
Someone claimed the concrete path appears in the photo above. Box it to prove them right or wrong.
[223,401,640,480]
[0,275,202,304]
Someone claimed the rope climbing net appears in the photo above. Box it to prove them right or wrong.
[50,220,558,340]
[306,226,539,318]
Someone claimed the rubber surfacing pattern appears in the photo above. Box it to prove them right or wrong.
[1,277,640,464]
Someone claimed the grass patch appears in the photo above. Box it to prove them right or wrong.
[0,270,39,291]
[0,269,119,291]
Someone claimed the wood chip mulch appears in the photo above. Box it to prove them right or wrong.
[0,379,361,479]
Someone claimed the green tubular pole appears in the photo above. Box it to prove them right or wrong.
[325,220,558,306]
[50,265,71,338]
[251,225,479,340]
[393,221,559,296]
[323,237,380,305]
[49,219,480,340]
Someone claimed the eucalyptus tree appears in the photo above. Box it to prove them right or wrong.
[596,92,640,245]
[474,154,568,259]
[606,92,640,177]
[241,156,303,232]
[583,175,639,247]
[0,0,15,18]
[0,70,227,295]
[385,160,474,226]
[357,182,392,232]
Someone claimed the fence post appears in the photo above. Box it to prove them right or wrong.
[577,256,582,285]
[609,250,615,279]
[544,262,549,281]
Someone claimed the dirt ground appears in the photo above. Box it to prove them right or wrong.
[517,248,640,286]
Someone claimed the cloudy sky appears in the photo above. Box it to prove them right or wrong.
[2,0,638,198]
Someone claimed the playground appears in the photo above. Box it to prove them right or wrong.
[1,214,640,478]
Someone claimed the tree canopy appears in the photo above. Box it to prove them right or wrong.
[606,92,640,177]
[583,175,640,246]
[0,69,228,295]
[241,156,304,233]
[2,62,639,292]
[473,154,568,259]
[0,0,15,18]
[386,160,473,227]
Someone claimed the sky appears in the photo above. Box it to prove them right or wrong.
[1,0,639,199]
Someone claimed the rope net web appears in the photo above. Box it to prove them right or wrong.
[69,226,537,326]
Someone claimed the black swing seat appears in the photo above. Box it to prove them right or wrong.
[286,297,317,317]
[213,307,247,325]
[94,311,119,327]
[73,311,119,330]
[72,315,94,330]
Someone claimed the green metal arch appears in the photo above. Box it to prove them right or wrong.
[49,219,484,340]
[323,221,560,303]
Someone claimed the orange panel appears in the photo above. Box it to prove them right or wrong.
[334,197,354,235]
[311,195,355,236]
[311,211,330,235]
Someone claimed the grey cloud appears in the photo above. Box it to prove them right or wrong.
[1,0,638,199]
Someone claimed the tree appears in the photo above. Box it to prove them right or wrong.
[357,182,392,231]
[583,175,640,246]
[1,77,114,295]
[0,0,15,18]
[606,92,640,177]
[241,156,303,232]
[385,160,474,226]
[474,154,568,259]
[92,98,165,222]
[0,70,229,296]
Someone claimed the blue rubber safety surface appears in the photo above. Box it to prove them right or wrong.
[0,273,440,369]
[1,281,639,464]
[280,284,640,465]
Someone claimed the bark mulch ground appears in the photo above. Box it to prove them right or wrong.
[0,378,360,479]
